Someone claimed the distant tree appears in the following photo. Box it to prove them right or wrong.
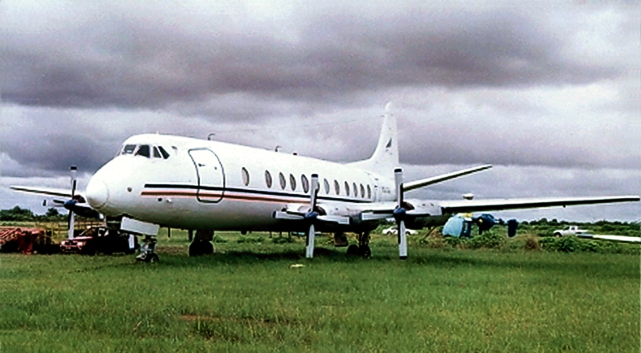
[0,206,36,221]
[45,208,60,217]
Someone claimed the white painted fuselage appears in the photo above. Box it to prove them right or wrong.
[86,134,398,232]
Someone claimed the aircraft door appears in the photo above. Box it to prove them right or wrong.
[188,149,225,203]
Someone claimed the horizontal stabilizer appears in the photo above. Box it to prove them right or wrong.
[403,165,492,192]
[440,195,640,214]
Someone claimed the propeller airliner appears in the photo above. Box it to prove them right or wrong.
[11,103,640,261]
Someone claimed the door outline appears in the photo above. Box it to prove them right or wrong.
[188,148,225,203]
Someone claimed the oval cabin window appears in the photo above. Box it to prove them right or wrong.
[265,170,272,188]
[290,174,297,191]
[324,179,330,194]
[344,182,350,196]
[334,180,340,195]
[301,175,309,193]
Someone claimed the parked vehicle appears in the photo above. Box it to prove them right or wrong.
[61,227,138,255]
[553,225,589,237]
[382,227,417,235]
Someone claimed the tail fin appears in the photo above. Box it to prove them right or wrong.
[348,102,399,177]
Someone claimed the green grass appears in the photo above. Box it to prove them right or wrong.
[1,230,639,352]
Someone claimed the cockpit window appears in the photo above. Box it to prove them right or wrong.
[158,146,170,159]
[122,144,136,155]
[119,144,170,159]
[135,145,150,157]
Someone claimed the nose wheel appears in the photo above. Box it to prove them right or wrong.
[136,236,159,263]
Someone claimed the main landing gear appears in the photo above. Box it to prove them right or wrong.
[188,230,214,257]
[136,236,159,263]
[347,232,371,258]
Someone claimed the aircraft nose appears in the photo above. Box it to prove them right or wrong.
[86,177,109,209]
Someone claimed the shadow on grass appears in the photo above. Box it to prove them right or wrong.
[153,244,638,279]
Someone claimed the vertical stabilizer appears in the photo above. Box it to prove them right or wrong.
[348,102,399,177]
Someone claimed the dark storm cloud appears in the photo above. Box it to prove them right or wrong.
[0,132,114,176]
[0,2,625,114]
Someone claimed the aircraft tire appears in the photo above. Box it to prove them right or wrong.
[346,244,360,256]
[201,241,214,255]
[360,245,371,258]
[146,253,159,263]
[188,241,202,257]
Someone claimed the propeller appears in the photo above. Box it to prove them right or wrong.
[67,166,77,240]
[392,168,408,259]
[304,174,320,258]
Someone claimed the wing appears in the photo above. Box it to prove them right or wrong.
[577,234,641,243]
[10,186,81,199]
[438,195,640,214]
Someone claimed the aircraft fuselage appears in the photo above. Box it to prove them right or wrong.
[86,134,400,232]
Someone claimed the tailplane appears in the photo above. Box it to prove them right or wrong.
[348,102,399,177]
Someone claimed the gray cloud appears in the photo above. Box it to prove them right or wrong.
[1,1,639,220]
[1,1,630,115]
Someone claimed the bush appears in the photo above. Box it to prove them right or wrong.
[469,231,506,250]
[523,235,541,251]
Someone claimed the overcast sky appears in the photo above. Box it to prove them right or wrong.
[1,0,639,221]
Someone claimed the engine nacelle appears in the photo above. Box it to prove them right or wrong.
[474,213,497,234]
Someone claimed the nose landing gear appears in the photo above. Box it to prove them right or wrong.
[136,236,159,262]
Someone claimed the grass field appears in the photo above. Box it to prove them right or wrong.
[1,229,639,352]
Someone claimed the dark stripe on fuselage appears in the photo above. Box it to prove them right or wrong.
[143,183,374,204]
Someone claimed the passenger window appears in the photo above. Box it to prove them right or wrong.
[353,183,358,197]
[158,146,170,159]
[290,174,297,191]
[324,179,330,194]
[334,180,340,195]
[153,146,161,158]
[360,184,365,198]
[301,175,309,193]
[242,167,250,186]
[265,170,272,188]
[135,145,150,158]
[279,172,286,190]
[344,182,350,196]
[367,185,372,199]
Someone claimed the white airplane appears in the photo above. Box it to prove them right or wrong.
[11,103,640,261]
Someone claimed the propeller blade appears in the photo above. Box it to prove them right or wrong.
[70,165,77,197]
[306,223,315,259]
[394,168,403,207]
[394,168,408,259]
[310,174,319,211]
[304,174,320,259]
[68,210,75,240]
[399,220,407,260]
[67,165,78,240]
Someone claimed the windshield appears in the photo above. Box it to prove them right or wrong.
[118,144,170,159]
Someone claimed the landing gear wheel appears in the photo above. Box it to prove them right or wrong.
[189,240,214,256]
[359,245,371,258]
[146,253,159,263]
[346,244,360,256]
[189,241,202,257]
[357,231,371,258]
